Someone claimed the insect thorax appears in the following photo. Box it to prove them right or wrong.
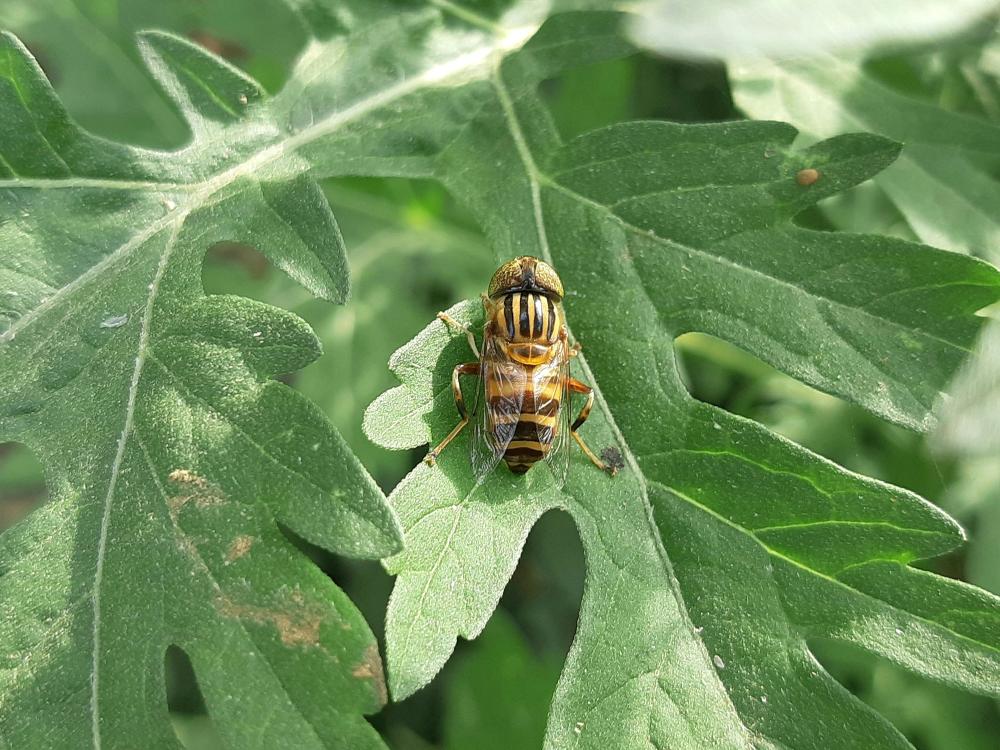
[490,290,563,365]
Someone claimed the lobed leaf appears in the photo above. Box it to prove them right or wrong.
[0,27,402,750]
[364,7,1000,748]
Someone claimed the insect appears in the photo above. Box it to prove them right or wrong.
[424,256,618,482]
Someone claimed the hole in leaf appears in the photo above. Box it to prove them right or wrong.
[202,241,276,300]
[372,509,584,747]
[0,442,48,531]
[674,331,950,499]
[427,510,583,748]
[441,611,562,750]
[501,510,585,659]
[543,54,736,141]
[166,645,224,750]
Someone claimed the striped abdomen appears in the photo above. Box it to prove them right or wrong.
[501,365,561,473]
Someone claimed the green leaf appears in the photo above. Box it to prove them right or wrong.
[627,0,999,59]
[0,0,306,145]
[0,29,403,749]
[730,56,1000,261]
[362,10,1000,748]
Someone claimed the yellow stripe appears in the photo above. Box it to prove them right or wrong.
[494,412,556,425]
[486,379,522,398]
[536,381,563,402]
[508,440,548,451]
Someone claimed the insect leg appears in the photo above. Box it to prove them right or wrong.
[425,362,481,466]
[437,312,480,359]
[567,378,617,476]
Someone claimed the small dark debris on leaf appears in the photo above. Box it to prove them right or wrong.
[796,168,821,186]
[601,446,624,475]
[763,147,776,158]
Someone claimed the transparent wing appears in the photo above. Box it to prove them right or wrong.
[538,341,572,489]
[470,335,525,484]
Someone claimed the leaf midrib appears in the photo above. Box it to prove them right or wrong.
[491,67,760,746]
[89,215,184,749]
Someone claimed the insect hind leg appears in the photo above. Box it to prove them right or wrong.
[425,362,480,466]
[568,377,618,476]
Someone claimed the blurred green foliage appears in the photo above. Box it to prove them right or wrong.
[0,2,997,748]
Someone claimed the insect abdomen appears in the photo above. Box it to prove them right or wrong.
[496,369,560,474]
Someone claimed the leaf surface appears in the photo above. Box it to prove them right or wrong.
[0,27,404,750]
[0,0,306,145]
[363,8,1000,748]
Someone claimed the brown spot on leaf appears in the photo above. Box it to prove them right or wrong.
[167,469,225,514]
[352,644,388,706]
[215,590,324,648]
[795,168,821,186]
[224,535,254,564]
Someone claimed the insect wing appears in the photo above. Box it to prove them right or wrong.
[470,337,525,483]
[537,342,571,488]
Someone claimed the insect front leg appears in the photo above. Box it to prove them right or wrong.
[437,311,480,359]
[425,362,481,466]
[558,326,582,358]
[567,377,618,476]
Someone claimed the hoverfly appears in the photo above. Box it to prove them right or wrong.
[424,256,618,483]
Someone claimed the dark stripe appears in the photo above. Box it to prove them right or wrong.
[505,446,545,458]
[504,294,515,339]
[546,297,556,340]
[488,388,526,404]
[533,397,561,418]
[532,294,543,338]
[514,422,540,441]
[518,292,530,337]
[508,463,531,474]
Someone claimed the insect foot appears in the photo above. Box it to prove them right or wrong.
[423,451,438,467]
[601,446,624,476]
